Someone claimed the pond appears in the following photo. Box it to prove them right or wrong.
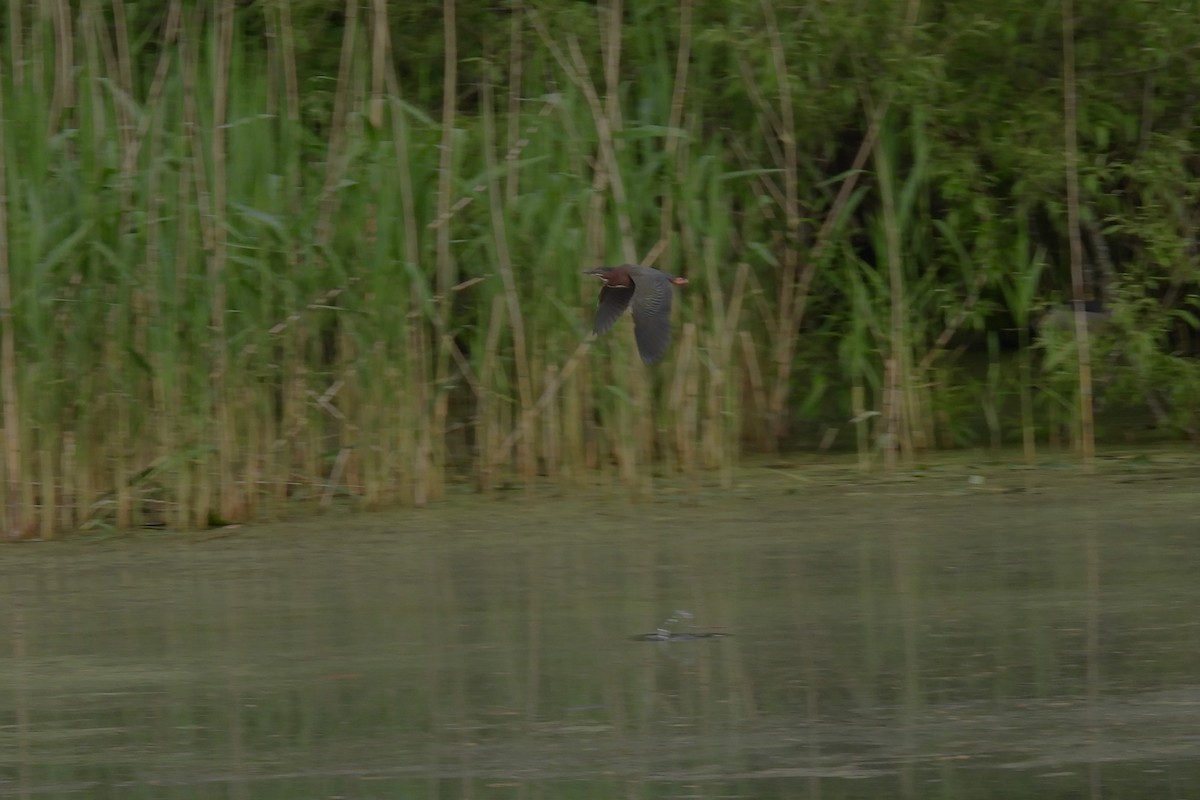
[2,452,1198,798]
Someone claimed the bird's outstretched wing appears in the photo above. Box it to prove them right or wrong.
[594,285,633,336]
[630,269,675,365]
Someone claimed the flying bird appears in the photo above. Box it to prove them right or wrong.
[583,264,689,365]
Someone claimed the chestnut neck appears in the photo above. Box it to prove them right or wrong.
[599,265,634,287]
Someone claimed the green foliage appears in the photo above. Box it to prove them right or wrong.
[1,0,1198,533]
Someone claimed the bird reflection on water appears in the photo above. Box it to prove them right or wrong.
[633,609,731,642]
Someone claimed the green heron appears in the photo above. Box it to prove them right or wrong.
[583,264,689,365]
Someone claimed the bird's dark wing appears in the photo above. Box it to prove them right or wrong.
[629,270,675,365]
[593,285,633,335]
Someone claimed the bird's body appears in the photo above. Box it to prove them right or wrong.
[583,264,688,364]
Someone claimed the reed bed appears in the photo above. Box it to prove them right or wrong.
[1,0,1198,536]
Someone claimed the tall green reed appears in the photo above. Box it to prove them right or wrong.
[2,0,1196,535]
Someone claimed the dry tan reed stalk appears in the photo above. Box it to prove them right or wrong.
[529,13,636,262]
[1061,0,1095,469]
[0,51,27,539]
[757,0,801,444]
[192,434,210,528]
[601,0,623,129]
[435,0,458,311]
[734,60,786,184]
[614,401,639,494]
[695,259,746,474]
[75,437,95,531]
[389,363,415,505]
[505,4,524,205]
[425,96,560,233]
[718,264,751,478]
[915,271,987,374]
[7,3,24,85]
[29,5,45,107]
[34,417,58,534]
[428,362,451,502]
[578,130,608,479]
[47,0,75,136]
[276,2,300,121]
[919,382,937,452]
[728,117,786,213]
[369,0,388,127]
[904,367,926,452]
[478,295,507,491]
[412,0,457,505]
[532,10,654,482]
[240,391,263,519]
[481,64,537,482]
[542,364,561,478]
[880,357,898,471]
[36,435,55,538]
[59,433,74,531]
[683,327,700,475]
[104,0,138,221]
[702,371,721,470]
[561,357,585,484]
[312,0,361,251]
[320,447,350,508]
[768,109,884,442]
[658,0,694,252]
[376,41,427,504]
[872,111,908,471]
[1019,348,1036,465]
[169,38,196,527]
[180,7,212,525]
[738,331,768,450]
[598,6,662,469]
[114,317,132,528]
[766,0,922,450]
[721,263,751,356]
[755,0,809,451]
[669,322,698,472]
[484,337,596,479]
[412,346,435,508]
[851,381,869,469]
[212,0,237,518]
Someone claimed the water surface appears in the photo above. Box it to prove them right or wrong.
[3,454,1198,798]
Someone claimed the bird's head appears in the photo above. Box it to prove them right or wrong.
[581,265,629,287]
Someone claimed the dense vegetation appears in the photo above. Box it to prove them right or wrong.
[1,0,1198,535]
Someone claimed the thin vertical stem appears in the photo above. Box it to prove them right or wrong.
[768,0,920,450]
[874,126,906,472]
[369,0,387,128]
[381,12,427,505]
[601,0,625,151]
[1062,0,1095,468]
[657,0,693,264]
[7,1,23,86]
[314,0,360,250]
[181,8,211,526]
[47,0,75,136]
[0,52,27,538]
[505,2,525,205]
[212,0,236,518]
[277,0,300,123]
[482,62,537,481]
[436,0,459,311]
[760,0,800,450]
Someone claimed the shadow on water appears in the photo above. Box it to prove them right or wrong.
[2,452,1199,798]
